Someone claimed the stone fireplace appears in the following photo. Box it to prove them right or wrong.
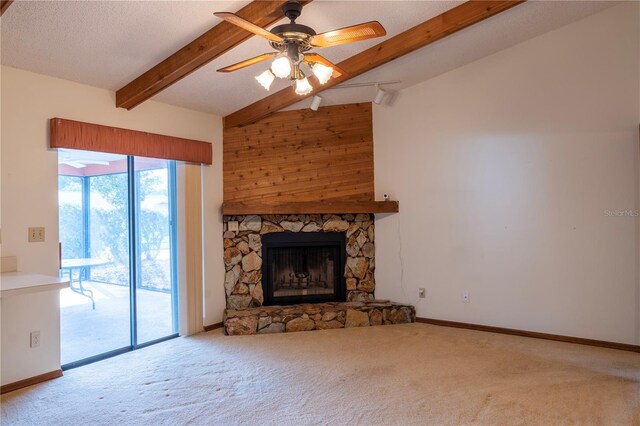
[223,213,376,310]
[222,212,415,335]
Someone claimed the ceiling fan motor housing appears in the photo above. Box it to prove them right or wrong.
[283,1,303,22]
[269,22,316,54]
[269,0,316,54]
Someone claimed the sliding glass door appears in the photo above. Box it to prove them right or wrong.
[58,150,178,368]
[133,157,179,345]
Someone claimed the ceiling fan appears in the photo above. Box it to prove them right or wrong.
[214,0,386,95]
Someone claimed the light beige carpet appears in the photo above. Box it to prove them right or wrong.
[1,323,639,425]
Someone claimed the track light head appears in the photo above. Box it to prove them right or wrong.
[373,84,387,104]
[310,95,323,111]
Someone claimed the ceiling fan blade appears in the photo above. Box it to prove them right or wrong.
[303,54,347,78]
[214,12,283,43]
[217,53,278,73]
[310,21,386,48]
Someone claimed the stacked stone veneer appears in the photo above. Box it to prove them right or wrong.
[223,214,376,310]
[224,301,416,335]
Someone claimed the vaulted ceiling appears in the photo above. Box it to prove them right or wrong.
[1,1,616,117]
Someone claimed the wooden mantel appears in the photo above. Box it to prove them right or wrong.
[222,201,399,215]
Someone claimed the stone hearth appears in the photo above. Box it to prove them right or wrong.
[223,214,376,309]
[223,301,416,335]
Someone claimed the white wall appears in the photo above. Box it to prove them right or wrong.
[0,66,226,327]
[1,289,62,385]
[374,3,640,345]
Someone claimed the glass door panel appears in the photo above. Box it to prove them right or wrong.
[133,157,178,344]
[59,150,131,365]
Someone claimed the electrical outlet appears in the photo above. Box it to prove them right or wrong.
[463,291,470,303]
[418,288,426,298]
[228,221,239,232]
[28,227,45,243]
[30,331,41,348]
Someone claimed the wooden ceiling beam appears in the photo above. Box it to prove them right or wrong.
[224,0,525,129]
[116,0,312,110]
[1,0,15,16]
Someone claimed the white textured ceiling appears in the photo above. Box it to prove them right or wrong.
[1,1,617,116]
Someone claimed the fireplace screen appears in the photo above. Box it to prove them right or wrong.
[262,232,345,305]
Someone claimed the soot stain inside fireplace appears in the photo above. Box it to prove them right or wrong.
[261,232,346,306]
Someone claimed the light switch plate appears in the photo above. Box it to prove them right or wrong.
[228,221,239,232]
[28,227,45,243]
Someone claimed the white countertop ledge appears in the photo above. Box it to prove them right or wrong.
[0,272,69,298]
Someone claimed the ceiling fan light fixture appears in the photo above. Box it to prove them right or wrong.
[311,62,333,85]
[255,69,275,90]
[295,76,313,95]
[271,56,292,79]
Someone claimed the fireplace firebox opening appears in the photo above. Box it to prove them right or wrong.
[261,232,346,306]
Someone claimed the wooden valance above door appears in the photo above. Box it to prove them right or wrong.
[50,118,212,164]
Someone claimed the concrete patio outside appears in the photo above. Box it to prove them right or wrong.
[60,281,175,365]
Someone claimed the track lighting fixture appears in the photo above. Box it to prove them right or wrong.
[373,84,387,104]
[310,95,323,111]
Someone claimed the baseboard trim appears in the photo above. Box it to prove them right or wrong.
[1,369,63,394]
[415,317,640,353]
[203,322,223,332]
